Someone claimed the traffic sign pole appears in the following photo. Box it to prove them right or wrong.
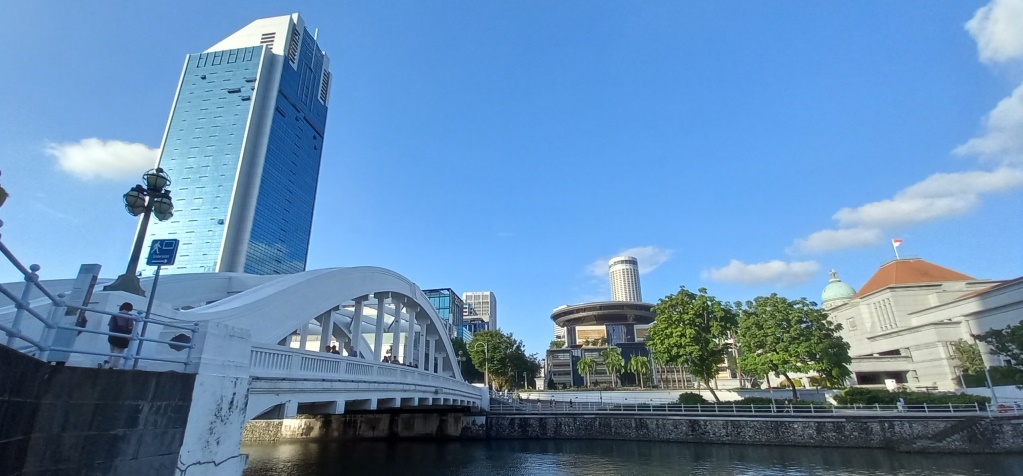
[132,265,161,369]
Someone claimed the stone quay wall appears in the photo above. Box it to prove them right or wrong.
[487,414,1023,453]
[243,413,487,442]
[0,343,196,476]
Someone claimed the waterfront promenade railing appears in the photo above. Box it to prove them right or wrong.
[0,221,198,370]
[491,400,1017,417]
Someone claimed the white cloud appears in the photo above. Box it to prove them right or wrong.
[586,246,674,277]
[965,0,1023,64]
[46,138,159,180]
[954,83,1023,164]
[791,168,1023,252]
[790,228,883,254]
[833,168,1023,229]
[701,259,819,286]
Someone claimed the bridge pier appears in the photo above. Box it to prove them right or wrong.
[175,321,251,476]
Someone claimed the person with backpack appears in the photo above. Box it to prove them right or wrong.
[104,302,136,369]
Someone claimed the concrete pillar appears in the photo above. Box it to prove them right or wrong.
[318,309,334,352]
[176,321,251,476]
[417,319,427,371]
[427,338,436,373]
[391,299,403,361]
[298,323,309,351]
[351,297,366,358]
[404,304,418,366]
[373,294,386,361]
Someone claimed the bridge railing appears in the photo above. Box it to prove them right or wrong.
[491,400,1004,416]
[250,343,482,399]
[0,222,198,370]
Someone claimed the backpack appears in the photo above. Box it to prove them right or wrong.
[110,315,134,335]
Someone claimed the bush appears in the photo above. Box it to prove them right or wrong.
[735,397,825,407]
[778,378,804,388]
[834,387,991,407]
[963,366,1023,388]
[677,393,710,405]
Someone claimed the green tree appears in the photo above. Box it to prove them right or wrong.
[647,286,737,402]
[451,337,483,383]
[550,340,566,349]
[737,294,851,400]
[577,357,597,387]
[601,348,625,387]
[628,356,651,388]
[981,323,1023,365]
[466,330,536,390]
[951,339,985,375]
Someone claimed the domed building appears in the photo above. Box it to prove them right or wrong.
[823,258,1023,391]
[821,269,856,310]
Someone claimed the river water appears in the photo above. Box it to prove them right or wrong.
[242,440,1023,475]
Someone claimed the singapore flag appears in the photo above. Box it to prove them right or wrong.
[892,239,903,248]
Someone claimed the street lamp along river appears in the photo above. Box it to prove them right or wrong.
[103,168,174,297]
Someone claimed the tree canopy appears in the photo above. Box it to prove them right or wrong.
[981,323,1023,365]
[451,337,483,383]
[577,357,597,387]
[464,330,539,390]
[628,356,651,388]
[951,339,985,375]
[601,348,625,387]
[737,294,851,399]
[647,286,736,402]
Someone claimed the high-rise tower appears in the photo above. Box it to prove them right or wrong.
[609,256,642,301]
[462,291,497,331]
[138,13,331,277]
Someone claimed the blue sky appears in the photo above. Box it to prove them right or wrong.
[2,1,1022,356]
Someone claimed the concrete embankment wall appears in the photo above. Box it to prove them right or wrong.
[487,414,1023,453]
[0,343,196,476]
[243,413,487,442]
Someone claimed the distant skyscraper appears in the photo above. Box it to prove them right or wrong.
[138,13,331,277]
[462,291,497,330]
[609,256,642,301]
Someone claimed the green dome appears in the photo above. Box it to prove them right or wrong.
[822,269,856,304]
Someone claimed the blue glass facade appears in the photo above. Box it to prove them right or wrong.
[139,15,329,277]
[140,47,263,275]
[424,288,464,339]
[244,28,328,274]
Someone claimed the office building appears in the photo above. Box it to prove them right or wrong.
[462,291,497,330]
[424,288,465,340]
[138,13,331,277]
[609,256,642,301]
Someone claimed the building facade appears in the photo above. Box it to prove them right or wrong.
[462,291,497,331]
[423,288,465,340]
[138,13,331,277]
[824,259,1023,391]
[609,256,642,302]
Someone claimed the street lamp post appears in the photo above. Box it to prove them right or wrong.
[471,340,489,389]
[103,168,174,297]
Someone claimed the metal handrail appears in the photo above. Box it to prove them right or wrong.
[0,222,198,370]
[489,401,1006,417]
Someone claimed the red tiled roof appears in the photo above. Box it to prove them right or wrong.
[854,258,974,298]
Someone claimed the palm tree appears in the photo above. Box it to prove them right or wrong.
[600,348,624,387]
[577,357,597,387]
[628,356,651,388]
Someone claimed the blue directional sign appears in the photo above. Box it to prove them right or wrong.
[147,239,180,266]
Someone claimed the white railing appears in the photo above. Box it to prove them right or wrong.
[491,401,1010,417]
[249,343,482,400]
[0,222,198,370]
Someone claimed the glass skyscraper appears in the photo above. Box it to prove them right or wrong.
[138,13,330,276]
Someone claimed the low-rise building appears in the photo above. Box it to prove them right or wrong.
[823,259,1023,391]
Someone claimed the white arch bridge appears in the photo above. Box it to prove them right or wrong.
[2,266,487,420]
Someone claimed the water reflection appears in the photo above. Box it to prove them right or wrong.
[242,439,1023,476]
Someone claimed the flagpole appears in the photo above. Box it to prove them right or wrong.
[892,240,900,260]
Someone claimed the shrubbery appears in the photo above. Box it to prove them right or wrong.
[676,393,710,405]
[833,387,991,407]
[734,397,825,407]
